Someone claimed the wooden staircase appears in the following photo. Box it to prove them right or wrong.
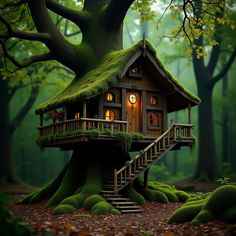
[101,123,193,213]
[101,190,142,213]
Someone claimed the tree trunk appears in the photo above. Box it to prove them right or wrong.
[194,81,220,181]
[221,73,229,164]
[0,76,19,184]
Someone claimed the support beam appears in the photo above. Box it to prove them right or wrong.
[83,101,87,118]
[64,106,68,120]
[143,168,149,189]
[40,114,43,126]
[142,91,146,134]
[82,101,87,131]
[188,103,192,124]
[121,88,126,121]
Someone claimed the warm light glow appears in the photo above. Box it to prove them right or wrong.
[74,112,80,119]
[106,92,113,102]
[129,94,137,104]
[105,109,115,120]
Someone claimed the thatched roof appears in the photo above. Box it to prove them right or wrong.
[35,40,200,114]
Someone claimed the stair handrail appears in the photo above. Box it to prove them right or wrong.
[113,123,193,193]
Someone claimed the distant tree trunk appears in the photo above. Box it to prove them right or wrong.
[0,62,40,184]
[194,80,220,180]
[221,73,229,164]
[173,112,178,176]
[0,73,19,184]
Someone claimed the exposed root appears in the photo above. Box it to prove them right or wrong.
[168,185,236,224]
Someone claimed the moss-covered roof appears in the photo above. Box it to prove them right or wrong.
[35,40,200,114]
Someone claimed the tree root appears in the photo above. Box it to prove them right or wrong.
[168,184,236,224]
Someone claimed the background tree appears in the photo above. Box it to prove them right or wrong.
[162,0,236,181]
[0,1,78,184]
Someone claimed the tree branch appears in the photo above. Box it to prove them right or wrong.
[206,4,224,75]
[103,0,135,30]
[10,85,39,134]
[64,19,81,37]
[210,48,236,88]
[45,0,89,30]
[0,16,51,43]
[1,41,54,72]
[27,0,78,73]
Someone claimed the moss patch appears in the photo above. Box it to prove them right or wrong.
[168,184,236,224]
[91,202,113,214]
[83,195,105,210]
[60,193,85,209]
[168,202,204,224]
[53,204,76,214]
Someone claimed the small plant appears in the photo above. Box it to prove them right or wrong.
[217,177,231,185]
[139,150,145,157]
[0,193,33,236]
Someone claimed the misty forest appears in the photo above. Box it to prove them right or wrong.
[0,0,236,235]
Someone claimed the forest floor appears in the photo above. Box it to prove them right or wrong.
[2,183,236,236]
[8,200,236,236]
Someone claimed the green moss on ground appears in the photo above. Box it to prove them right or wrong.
[91,202,113,214]
[60,194,85,209]
[168,202,204,224]
[124,184,146,205]
[53,204,76,214]
[83,195,105,210]
[168,184,236,224]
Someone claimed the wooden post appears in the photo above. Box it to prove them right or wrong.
[114,169,118,193]
[144,168,149,189]
[111,122,114,133]
[188,103,192,124]
[40,114,43,127]
[82,101,87,131]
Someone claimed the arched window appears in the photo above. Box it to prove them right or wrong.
[105,109,116,120]
[150,96,158,105]
[106,92,115,102]
[149,112,159,126]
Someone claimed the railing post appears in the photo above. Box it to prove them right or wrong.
[114,169,118,193]
[154,143,157,156]
[189,125,193,138]
[125,119,128,132]
[111,122,114,133]
[173,125,176,141]
[144,152,147,166]
[129,164,131,179]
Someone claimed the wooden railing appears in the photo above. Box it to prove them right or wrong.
[113,123,193,193]
[38,118,128,136]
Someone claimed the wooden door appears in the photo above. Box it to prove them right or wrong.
[126,91,141,132]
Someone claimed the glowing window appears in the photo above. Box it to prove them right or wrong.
[129,94,137,104]
[150,96,158,105]
[129,65,142,77]
[74,112,80,119]
[106,92,114,102]
[149,112,159,126]
[105,109,115,120]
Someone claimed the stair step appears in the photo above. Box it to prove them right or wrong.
[116,205,141,209]
[106,197,130,201]
[111,201,137,205]
[120,209,142,214]
[102,195,122,198]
